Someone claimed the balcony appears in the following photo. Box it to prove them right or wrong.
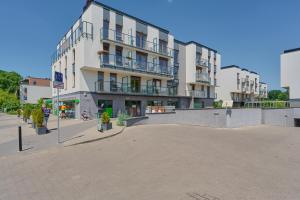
[196,72,211,84]
[99,54,174,78]
[196,58,210,68]
[186,90,207,98]
[100,28,173,58]
[51,21,93,64]
[94,81,176,96]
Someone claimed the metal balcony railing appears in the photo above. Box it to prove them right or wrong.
[186,90,207,98]
[99,54,174,77]
[196,72,211,83]
[100,28,173,57]
[94,81,177,96]
[51,21,93,64]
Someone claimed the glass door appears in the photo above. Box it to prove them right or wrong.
[130,76,141,93]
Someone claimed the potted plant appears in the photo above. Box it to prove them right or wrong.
[31,109,37,129]
[101,112,112,131]
[35,109,47,135]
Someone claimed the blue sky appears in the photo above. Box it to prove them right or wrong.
[1,0,300,89]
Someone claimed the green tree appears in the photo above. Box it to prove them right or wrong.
[0,70,22,93]
[268,90,282,100]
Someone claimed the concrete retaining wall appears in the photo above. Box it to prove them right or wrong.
[136,108,300,128]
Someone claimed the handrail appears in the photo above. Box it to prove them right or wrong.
[94,80,177,96]
[196,72,211,83]
[100,28,173,57]
[99,54,174,77]
[186,90,207,98]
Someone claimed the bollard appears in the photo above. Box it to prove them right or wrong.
[18,126,22,151]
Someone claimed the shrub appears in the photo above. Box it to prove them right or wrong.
[31,109,37,125]
[116,112,129,126]
[213,100,223,109]
[101,112,110,124]
[35,109,44,128]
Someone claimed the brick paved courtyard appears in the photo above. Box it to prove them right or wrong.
[1,113,300,200]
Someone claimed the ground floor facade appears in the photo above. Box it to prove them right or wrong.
[52,91,214,119]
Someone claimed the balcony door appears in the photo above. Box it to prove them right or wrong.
[130,76,141,93]
[97,71,104,91]
[103,20,109,39]
[153,79,161,95]
[110,73,117,92]
[136,32,147,49]
[115,46,123,66]
[159,39,167,55]
[136,52,147,71]
[103,43,110,64]
[159,57,168,74]
[116,24,123,41]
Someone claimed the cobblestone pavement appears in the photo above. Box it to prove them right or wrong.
[1,116,300,199]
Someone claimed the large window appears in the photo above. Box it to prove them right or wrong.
[130,76,141,93]
[159,39,167,54]
[116,24,122,41]
[153,79,161,94]
[72,50,75,88]
[103,20,109,39]
[136,52,147,70]
[110,73,117,92]
[115,46,123,66]
[136,32,147,49]
[159,57,168,74]
[174,49,179,65]
[103,43,110,64]
[97,71,104,91]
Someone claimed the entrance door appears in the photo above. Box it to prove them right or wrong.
[125,101,141,117]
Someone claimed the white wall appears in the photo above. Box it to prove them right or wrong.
[21,85,52,104]
[281,51,300,99]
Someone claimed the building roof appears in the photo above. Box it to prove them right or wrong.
[221,65,241,70]
[92,1,170,34]
[174,39,218,53]
[283,47,300,54]
[221,65,259,75]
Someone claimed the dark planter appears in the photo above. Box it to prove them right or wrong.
[101,122,112,131]
[36,126,47,135]
[31,123,36,129]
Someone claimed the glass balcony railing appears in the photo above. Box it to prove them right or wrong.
[99,54,174,77]
[100,28,173,57]
[196,72,211,83]
[186,90,207,98]
[196,58,210,68]
[51,21,93,64]
[94,81,177,96]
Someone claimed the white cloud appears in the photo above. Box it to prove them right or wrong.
[167,0,173,3]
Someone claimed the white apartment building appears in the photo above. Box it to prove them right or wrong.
[51,0,221,118]
[175,40,221,108]
[216,65,264,107]
[281,48,300,107]
[259,82,268,99]
[20,77,52,104]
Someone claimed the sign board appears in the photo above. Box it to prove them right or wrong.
[53,72,64,89]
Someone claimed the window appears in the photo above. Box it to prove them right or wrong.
[159,39,167,54]
[130,76,141,93]
[103,43,110,64]
[72,49,75,88]
[201,85,204,91]
[136,32,146,49]
[136,52,147,70]
[64,67,67,89]
[196,52,201,64]
[103,20,109,39]
[97,71,104,91]
[110,73,117,92]
[116,24,122,41]
[153,79,161,94]
[174,49,179,65]
[33,81,37,85]
[115,46,123,66]
[159,57,168,74]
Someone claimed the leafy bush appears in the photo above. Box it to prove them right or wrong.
[31,109,37,125]
[213,100,223,109]
[101,112,110,124]
[35,109,44,127]
[0,89,20,112]
[116,112,129,126]
[22,105,32,120]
